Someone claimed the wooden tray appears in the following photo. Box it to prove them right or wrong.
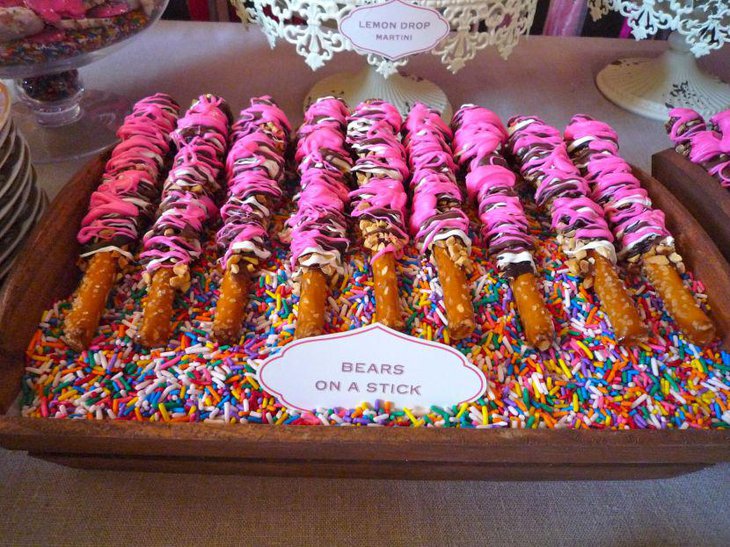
[652,148,730,263]
[0,156,728,480]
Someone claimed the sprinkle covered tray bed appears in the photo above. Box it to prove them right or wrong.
[0,150,728,480]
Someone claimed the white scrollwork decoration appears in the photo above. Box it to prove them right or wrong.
[230,0,539,76]
[588,0,730,57]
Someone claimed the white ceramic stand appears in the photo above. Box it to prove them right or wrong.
[305,64,452,119]
[596,33,730,121]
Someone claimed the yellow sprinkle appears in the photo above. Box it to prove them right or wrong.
[265,290,277,299]
[456,403,468,419]
[575,340,593,360]
[275,412,289,425]
[443,329,450,345]
[481,405,488,425]
[245,375,260,390]
[572,393,579,413]
[559,358,573,379]
[403,407,419,425]
[188,405,197,416]
[158,403,171,421]
[57,390,77,402]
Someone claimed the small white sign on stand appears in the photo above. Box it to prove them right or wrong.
[339,0,450,61]
[258,323,487,414]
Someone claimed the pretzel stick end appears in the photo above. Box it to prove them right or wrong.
[511,272,555,351]
[138,268,176,348]
[591,252,646,344]
[433,245,475,341]
[642,259,716,346]
[373,252,403,330]
[213,266,250,344]
[63,251,119,352]
[295,268,329,339]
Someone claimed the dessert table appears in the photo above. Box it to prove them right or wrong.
[1,20,729,544]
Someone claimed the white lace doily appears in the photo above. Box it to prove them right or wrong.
[230,0,539,78]
[588,0,730,57]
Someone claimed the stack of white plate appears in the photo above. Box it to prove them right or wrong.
[0,83,47,283]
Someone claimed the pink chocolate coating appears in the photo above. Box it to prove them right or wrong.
[666,107,707,150]
[23,0,86,23]
[565,114,670,258]
[140,95,230,273]
[507,116,591,206]
[77,93,179,254]
[404,103,469,253]
[452,105,534,275]
[347,100,409,263]
[289,97,352,273]
[666,107,730,188]
[507,115,614,251]
[216,96,290,269]
[688,130,730,188]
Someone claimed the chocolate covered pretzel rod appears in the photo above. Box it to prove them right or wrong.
[64,93,180,350]
[566,114,715,345]
[138,94,231,346]
[666,107,730,188]
[289,97,352,339]
[404,103,475,340]
[452,105,555,350]
[346,100,409,329]
[507,116,645,344]
[213,96,291,343]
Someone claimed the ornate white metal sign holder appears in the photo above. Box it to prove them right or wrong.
[231,0,539,117]
[589,0,730,120]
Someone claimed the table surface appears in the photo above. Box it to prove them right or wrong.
[2,20,730,544]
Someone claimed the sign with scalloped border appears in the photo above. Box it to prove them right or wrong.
[258,323,486,413]
[339,0,450,61]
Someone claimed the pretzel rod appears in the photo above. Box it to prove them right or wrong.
[591,252,645,344]
[213,267,251,344]
[64,251,119,351]
[372,252,402,328]
[404,103,474,340]
[138,269,176,347]
[507,115,645,344]
[213,97,291,343]
[290,97,352,338]
[294,269,329,339]
[567,114,715,345]
[642,258,716,345]
[452,105,555,350]
[346,100,409,329]
[64,93,180,350]
[432,245,475,340]
[511,272,554,351]
[139,94,231,347]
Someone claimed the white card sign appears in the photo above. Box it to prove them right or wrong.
[258,323,486,413]
[339,0,450,61]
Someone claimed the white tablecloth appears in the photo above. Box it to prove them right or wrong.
[2,21,729,545]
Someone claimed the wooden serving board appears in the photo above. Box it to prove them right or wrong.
[0,156,728,480]
[652,148,730,263]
